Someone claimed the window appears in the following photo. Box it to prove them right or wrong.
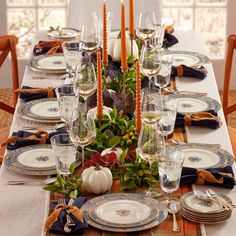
[163,0,227,59]
[7,0,69,59]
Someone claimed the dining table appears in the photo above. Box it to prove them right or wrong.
[0,29,235,236]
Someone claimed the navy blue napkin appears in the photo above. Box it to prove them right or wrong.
[181,166,235,189]
[6,128,67,150]
[18,86,55,102]
[175,110,221,129]
[171,65,208,80]
[49,196,88,234]
[163,33,179,48]
[33,41,62,56]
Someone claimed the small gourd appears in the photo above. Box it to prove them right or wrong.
[81,165,113,194]
[108,33,139,61]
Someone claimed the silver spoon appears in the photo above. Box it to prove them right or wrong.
[167,201,180,232]
[206,189,234,210]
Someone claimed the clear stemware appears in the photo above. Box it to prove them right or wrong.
[158,148,185,203]
[141,87,162,125]
[73,61,97,111]
[136,12,156,44]
[140,44,161,89]
[70,109,96,169]
[55,85,77,128]
[61,41,83,83]
[81,23,100,61]
[137,123,164,198]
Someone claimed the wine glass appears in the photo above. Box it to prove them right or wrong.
[158,95,179,148]
[137,123,164,198]
[55,85,77,128]
[136,12,156,43]
[158,148,185,203]
[141,87,162,124]
[73,61,97,111]
[140,44,161,89]
[92,11,113,43]
[70,109,96,169]
[81,23,100,61]
[61,41,83,84]
[154,53,173,96]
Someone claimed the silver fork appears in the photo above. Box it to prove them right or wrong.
[58,199,75,232]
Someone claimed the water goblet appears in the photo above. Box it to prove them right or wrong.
[158,148,185,202]
[137,123,164,198]
[157,95,179,147]
[55,85,78,128]
[51,133,77,176]
[136,12,156,43]
[81,23,100,61]
[61,41,83,84]
[73,61,97,111]
[140,44,161,89]
[70,109,96,169]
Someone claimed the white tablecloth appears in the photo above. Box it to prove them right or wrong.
[0,30,235,236]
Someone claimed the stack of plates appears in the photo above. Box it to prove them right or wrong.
[47,27,80,40]
[81,193,168,232]
[180,192,232,224]
[18,98,61,123]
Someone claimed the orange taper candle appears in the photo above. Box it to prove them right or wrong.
[129,0,135,40]
[121,0,128,72]
[97,49,103,119]
[103,0,108,67]
[135,60,142,134]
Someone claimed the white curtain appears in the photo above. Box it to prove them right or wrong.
[67,0,163,30]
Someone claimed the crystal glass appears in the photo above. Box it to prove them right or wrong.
[61,41,83,83]
[92,11,113,43]
[140,44,161,89]
[141,87,162,124]
[137,123,164,198]
[136,12,156,43]
[50,133,77,176]
[154,53,173,94]
[150,17,166,49]
[159,148,185,202]
[55,85,77,127]
[81,23,100,61]
[158,95,179,146]
[70,109,96,169]
[73,61,97,111]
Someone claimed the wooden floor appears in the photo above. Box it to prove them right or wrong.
[0,88,236,129]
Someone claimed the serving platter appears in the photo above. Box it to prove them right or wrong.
[18,98,61,123]
[174,143,234,169]
[47,27,80,40]
[165,94,221,114]
[81,193,168,232]
[4,144,57,176]
[162,50,210,67]
[29,54,66,74]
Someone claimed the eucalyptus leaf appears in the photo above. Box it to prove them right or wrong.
[69,162,76,174]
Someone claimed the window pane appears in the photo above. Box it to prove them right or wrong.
[196,0,226,5]
[7,0,35,6]
[163,0,193,5]
[163,8,193,30]
[8,8,36,58]
[195,8,226,58]
[38,8,66,29]
[38,0,66,6]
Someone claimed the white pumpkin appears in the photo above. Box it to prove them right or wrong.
[81,165,113,194]
[108,35,139,61]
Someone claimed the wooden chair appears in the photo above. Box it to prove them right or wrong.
[0,35,19,114]
[222,34,236,156]
[0,127,10,164]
